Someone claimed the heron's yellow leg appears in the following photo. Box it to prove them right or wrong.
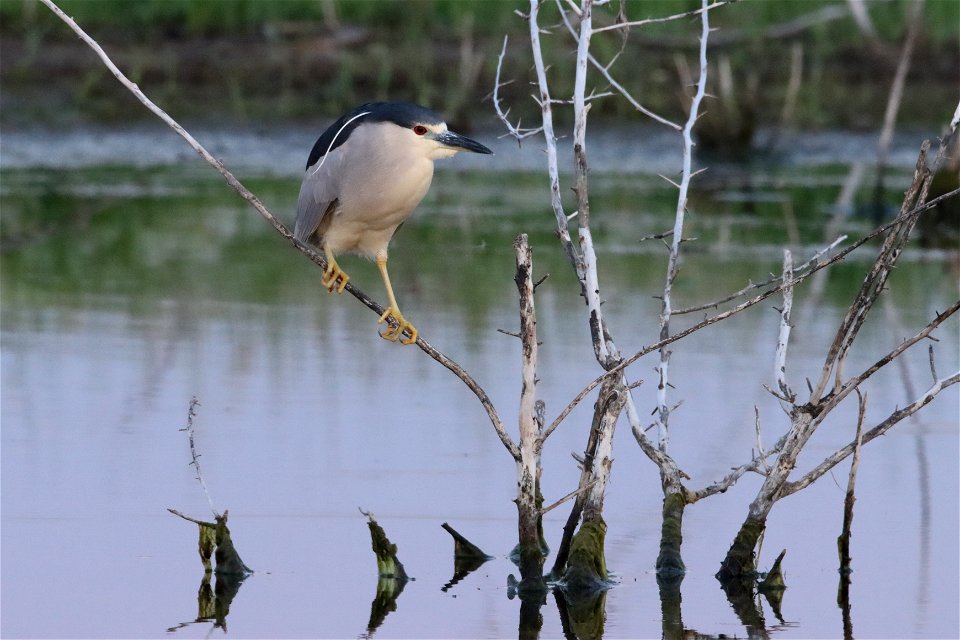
[376,255,417,345]
[321,246,349,294]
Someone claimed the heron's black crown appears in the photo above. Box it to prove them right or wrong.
[305,102,444,170]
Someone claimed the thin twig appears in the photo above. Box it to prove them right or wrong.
[781,372,958,498]
[179,397,218,518]
[540,478,600,515]
[653,0,711,453]
[754,406,771,474]
[167,508,215,528]
[928,345,938,383]
[493,35,544,143]
[675,235,846,315]
[593,1,727,33]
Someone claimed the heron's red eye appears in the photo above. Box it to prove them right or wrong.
[413,125,428,136]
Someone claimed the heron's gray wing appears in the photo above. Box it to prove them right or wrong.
[294,153,341,245]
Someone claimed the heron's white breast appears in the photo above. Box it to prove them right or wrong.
[326,122,435,257]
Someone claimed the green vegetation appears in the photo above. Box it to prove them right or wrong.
[3,0,957,43]
[1,0,956,128]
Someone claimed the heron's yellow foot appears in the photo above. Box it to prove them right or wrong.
[321,262,349,294]
[378,307,418,345]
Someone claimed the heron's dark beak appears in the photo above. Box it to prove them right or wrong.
[434,130,493,154]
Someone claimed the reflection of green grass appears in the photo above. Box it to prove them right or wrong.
[2,164,954,324]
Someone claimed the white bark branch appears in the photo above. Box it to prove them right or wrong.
[527,0,581,277]
[554,0,681,130]
[493,36,544,143]
[774,249,796,406]
[654,0,711,452]
[593,1,727,34]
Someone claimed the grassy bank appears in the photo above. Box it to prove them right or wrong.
[1,0,957,131]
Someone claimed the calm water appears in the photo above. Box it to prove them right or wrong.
[2,124,958,639]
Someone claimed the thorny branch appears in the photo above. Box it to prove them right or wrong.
[526,0,583,284]
[40,0,518,463]
[774,250,796,406]
[653,0,712,453]
[493,36,543,143]
[781,371,959,498]
[810,140,939,404]
[593,1,728,34]
[179,397,219,518]
[546,187,960,433]
[673,235,846,315]
[554,0,681,130]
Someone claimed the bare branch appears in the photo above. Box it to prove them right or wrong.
[691,428,797,504]
[818,300,960,418]
[569,0,617,367]
[167,508,215,528]
[774,249,796,405]
[811,141,935,403]
[555,0,682,130]
[37,0,518,462]
[593,1,728,34]
[549,192,960,427]
[541,479,600,515]
[781,372,959,498]
[653,0,712,452]
[675,235,847,315]
[528,0,582,279]
[178,396,218,518]
[493,36,544,143]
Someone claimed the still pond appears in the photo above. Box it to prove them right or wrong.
[1,122,957,638]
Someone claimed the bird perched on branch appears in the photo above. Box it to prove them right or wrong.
[295,102,493,344]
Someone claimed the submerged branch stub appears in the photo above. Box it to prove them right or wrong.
[838,391,867,577]
[655,492,687,576]
[758,549,787,592]
[441,522,492,561]
[362,510,408,581]
[440,523,491,593]
[213,511,252,576]
[561,518,610,595]
[168,508,251,576]
[716,516,766,585]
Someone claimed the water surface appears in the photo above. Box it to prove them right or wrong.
[2,125,958,638]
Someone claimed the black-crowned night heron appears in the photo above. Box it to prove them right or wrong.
[295,102,492,344]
